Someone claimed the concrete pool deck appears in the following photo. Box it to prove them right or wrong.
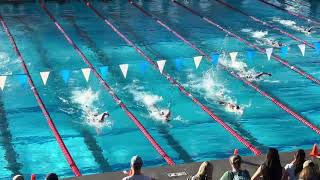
[64,149,317,180]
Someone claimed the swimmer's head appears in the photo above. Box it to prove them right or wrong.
[236,105,240,110]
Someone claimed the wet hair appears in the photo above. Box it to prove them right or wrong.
[294,149,306,176]
[236,105,240,110]
[262,148,282,180]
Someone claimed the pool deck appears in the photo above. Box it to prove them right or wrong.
[64,149,315,180]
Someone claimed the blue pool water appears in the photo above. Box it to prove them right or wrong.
[0,0,320,179]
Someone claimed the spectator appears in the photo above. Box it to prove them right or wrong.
[251,148,284,180]
[284,149,305,180]
[122,155,153,180]
[220,155,250,180]
[299,160,319,180]
[46,173,58,180]
[12,175,24,180]
[190,161,213,180]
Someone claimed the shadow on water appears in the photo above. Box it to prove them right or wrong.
[14,15,112,172]
[0,94,23,175]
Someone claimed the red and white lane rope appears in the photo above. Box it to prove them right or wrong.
[215,0,314,49]
[84,0,262,155]
[38,0,175,166]
[0,15,81,176]
[130,0,320,135]
[172,0,320,85]
[258,0,320,26]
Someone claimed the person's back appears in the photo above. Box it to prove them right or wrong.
[284,149,305,180]
[220,155,250,180]
[122,155,153,180]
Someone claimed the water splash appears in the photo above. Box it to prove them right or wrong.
[125,80,172,123]
[186,68,245,115]
[71,88,112,131]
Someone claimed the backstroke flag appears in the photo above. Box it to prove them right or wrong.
[0,76,6,91]
[119,64,129,78]
[40,71,50,85]
[298,44,306,56]
[157,60,166,74]
[266,48,273,60]
[193,56,202,69]
[81,68,91,82]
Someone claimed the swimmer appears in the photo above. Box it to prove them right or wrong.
[94,112,109,123]
[218,100,241,112]
[304,26,313,34]
[245,72,272,80]
[271,41,283,48]
[160,109,171,122]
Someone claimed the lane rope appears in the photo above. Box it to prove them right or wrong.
[215,0,314,48]
[38,0,175,166]
[172,0,320,86]
[84,0,263,155]
[130,0,320,136]
[258,0,320,26]
[0,15,82,176]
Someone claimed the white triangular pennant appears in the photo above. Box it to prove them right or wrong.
[0,76,6,91]
[157,60,166,74]
[81,68,91,82]
[298,44,306,56]
[229,52,238,62]
[40,71,50,85]
[193,56,202,69]
[119,64,129,78]
[266,48,273,60]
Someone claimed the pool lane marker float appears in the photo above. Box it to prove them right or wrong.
[258,0,320,26]
[84,0,262,156]
[38,0,175,166]
[171,0,320,85]
[130,0,320,136]
[215,0,315,49]
[0,15,82,176]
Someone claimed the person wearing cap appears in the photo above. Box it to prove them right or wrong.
[12,175,24,180]
[122,155,153,180]
[220,155,250,180]
[298,160,319,180]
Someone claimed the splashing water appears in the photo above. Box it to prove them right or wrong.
[272,17,311,35]
[71,88,112,131]
[125,81,172,123]
[252,31,268,39]
[187,68,245,115]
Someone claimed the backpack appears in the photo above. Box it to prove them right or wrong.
[229,170,250,180]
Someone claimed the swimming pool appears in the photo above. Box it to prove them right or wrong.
[0,0,320,179]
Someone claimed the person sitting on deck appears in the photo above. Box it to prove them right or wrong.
[189,161,213,180]
[251,148,284,180]
[122,155,153,180]
[220,155,250,180]
[283,149,305,180]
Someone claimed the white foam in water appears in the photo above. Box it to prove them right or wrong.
[125,81,172,123]
[71,88,112,132]
[252,31,268,39]
[272,17,310,35]
[187,68,244,116]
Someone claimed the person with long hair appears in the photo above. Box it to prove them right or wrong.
[251,148,284,180]
[190,161,213,180]
[299,160,320,180]
[284,149,306,180]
